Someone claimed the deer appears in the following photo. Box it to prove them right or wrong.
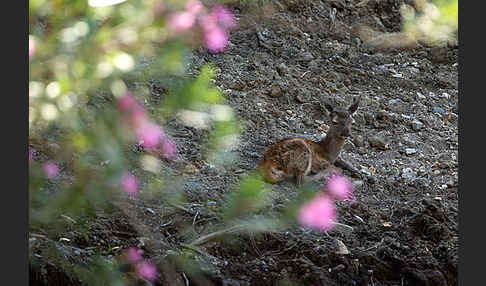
[258,95,362,186]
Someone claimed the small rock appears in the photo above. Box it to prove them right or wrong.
[317,124,330,132]
[353,135,364,147]
[405,148,417,155]
[413,178,430,188]
[438,184,448,190]
[433,107,445,114]
[183,163,198,175]
[446,179,455,187]
[408,67,420,73]
[360,166,372,176]
[357,147,367,155]
[417,92,426,100]
[146,208,155,215]
[269,85,283,98]
[368,135,389,150]
[300,52,314,62]
[335,240,349,255]
[364,112,374,124]
[295,93,308,103]
[411,120,424,131]
[353,180,364,188]
[376,110,391,121]
[402,168,417,180]
[276,62,288,76]
[332,264,346,272]
[367,176,376,184]
[303,118,313,126]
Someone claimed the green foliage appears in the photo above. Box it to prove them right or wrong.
[402,0,458,45]
[73,256,126,286]
[222,172,271,220]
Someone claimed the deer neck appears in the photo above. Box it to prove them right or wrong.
[318,129,345,163]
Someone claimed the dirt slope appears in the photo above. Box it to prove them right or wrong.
[30,0,458,285]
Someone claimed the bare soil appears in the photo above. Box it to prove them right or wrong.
[30,0,458,285]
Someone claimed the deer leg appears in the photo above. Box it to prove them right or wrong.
[296,173,305,187]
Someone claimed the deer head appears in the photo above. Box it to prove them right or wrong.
[324,95,361,138]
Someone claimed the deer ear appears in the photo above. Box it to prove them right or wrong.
[348,95,362,114]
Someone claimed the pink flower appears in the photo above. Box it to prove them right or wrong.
[159,137,177,160]
[186,0,204,15]
[124,247,143,264]
[167,11,196,32]
[135,261,159,282]
[152,1,166,18]
[298,194,336,231]
[42,161,59,179]
[203,25,228,53]
[118,94,146,117]
[211,4,236,29]
[29,148,35,163]
[136,121,163,149]
[29,36,35,60]
[121,172,138,195]
[326,174,353,201]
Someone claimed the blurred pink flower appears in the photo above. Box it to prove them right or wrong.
[121,172,138,195]
[42,161,59,179]
[124,247,143,264]
[118,94,146,118]
[118,93,136,111]
[186,0,204,15]
[159,137,177,160]
[135,261,159,282]
[29,148,35,163]
[298,194,336,231]
[152,1,166,18]
[136,121,163,149]
[326,174,353,201]
[211,4,236,29]
[167,11,196,32]
[29,36,35,60]
[203,25,228,53]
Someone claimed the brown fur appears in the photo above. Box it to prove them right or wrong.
[259,95,361,185]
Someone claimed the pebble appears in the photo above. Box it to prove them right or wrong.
[276,62,288,76]
[367,176,376,184]
[332,264,346,272]
[368,135,389,150]
[405,148,417,155]
[401,168,417,180]
[433,107,445,114]
[303,118,313,126]
[295,93,308,103]
[411,120,424,131]
[300,52,314,62]
[353,135,364,147]
[360,166,372,176]
[376,110,390,121]
[417,92,426,100]
[269,85,283,98]
[413,178,430,188]
[335,240,350,255]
